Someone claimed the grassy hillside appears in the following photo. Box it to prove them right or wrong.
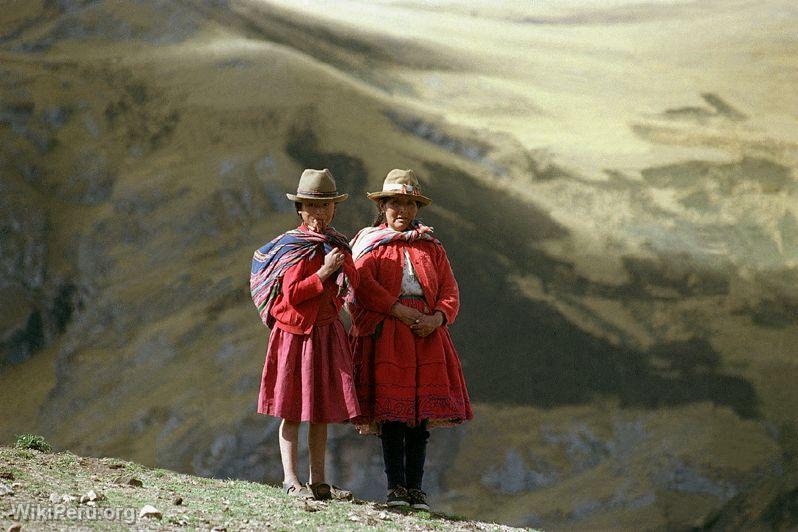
[1,1,797,529]
[0,444,522,531]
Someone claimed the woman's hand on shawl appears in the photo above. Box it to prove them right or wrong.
[410,311,445,337]
[391,302,424,326]
[317,248,345,281]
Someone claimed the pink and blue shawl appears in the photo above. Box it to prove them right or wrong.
[349,221,439,262]
[250,227,350,327]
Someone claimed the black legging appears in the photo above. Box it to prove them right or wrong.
[380,420,430,490]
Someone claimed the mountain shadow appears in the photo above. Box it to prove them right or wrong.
[284,120,373,233]
[282,121,759,419]
[421,162,759,419]
[700,476,798,530]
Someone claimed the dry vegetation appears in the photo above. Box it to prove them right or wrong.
[1,1,797,529]
[0,445,523,531]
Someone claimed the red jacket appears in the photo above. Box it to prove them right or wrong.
[350,236,459,337]
[269,227,359,335]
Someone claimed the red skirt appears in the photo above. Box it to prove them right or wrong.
[258,319,361,423]
[351,298,473,427]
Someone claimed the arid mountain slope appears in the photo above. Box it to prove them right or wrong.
[1,1,797,529]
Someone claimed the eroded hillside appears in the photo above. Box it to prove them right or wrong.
[1,1,797,529]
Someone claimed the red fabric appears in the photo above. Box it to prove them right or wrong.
[258,319,360,423]
[349,235,459,337]
[269,225,358,335]
[351,297,472,426]
[349,237,471,426]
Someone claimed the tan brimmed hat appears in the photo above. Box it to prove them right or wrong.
[286,168,349,203]
[366,169,432,206]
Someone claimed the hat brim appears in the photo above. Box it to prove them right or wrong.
[366,191,432,206]
[287,193,349,203]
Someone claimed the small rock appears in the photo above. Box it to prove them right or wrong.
[90,475,99,481]
[48,493,60,504]
[0,484,13,497]
[80,490,104,504]
[7,523,22,532]
[127,477,143,488]
[173,496,183,506]
[138,505,162,520]
[61,495,77,504]
[11,483,22,490]
[378,511,390,520]
[347,513,361,522]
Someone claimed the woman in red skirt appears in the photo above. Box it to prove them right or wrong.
[349,169,473,510]
[250,168,360,500]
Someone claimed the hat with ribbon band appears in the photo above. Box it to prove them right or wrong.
[366,169,432,206]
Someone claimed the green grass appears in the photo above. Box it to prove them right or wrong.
[0,446,519,531]
[14,434,52,453]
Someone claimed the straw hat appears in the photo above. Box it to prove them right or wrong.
[286,168,348,203]
[366,169,432,206]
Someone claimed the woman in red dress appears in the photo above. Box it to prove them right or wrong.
[349,169,473,510]
[250,168,360,500]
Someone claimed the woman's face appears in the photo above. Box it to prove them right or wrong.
[299,200,335,232]
[383,196,419,232]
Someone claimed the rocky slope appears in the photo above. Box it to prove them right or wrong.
[1,1,797,529]
[0,444,523,531]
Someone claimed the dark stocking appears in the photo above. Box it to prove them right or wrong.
[405,421,429,490]
[380,421,406,488]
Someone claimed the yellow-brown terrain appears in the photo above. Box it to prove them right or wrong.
[1,1,797,529]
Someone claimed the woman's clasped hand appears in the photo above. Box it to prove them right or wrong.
[391,302,443,337]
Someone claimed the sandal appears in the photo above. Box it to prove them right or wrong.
[307,482,332,501]
[329,485,353,501]
[284,483,313,499]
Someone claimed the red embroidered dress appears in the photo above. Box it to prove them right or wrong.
[256,225,361,423]
[349,224,473,427]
